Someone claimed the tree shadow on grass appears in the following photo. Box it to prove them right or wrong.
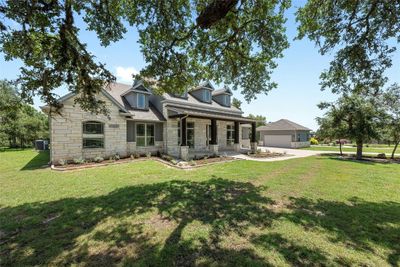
[0,178,276,266]
[284,197,400,266]
[20,150,50,170]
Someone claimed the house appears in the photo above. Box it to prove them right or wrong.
[42,81,257,163]
[257,119,311,148]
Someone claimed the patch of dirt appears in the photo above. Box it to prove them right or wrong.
[148,214,174,229]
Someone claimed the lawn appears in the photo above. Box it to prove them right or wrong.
[301,145,399,155]
[1,149,399,266]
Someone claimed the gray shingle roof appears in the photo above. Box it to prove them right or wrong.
[257,119,311,131]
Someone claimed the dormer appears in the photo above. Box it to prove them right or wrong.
[122,81,152,110]
[189,81,214,104]
[212,86,232,107]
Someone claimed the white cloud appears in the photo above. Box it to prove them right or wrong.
[115,66,139,83]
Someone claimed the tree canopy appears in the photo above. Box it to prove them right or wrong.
[0,0,290,114]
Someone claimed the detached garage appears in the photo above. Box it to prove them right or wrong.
[257,119,311,148]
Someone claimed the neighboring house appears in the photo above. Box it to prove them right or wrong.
[42,81,257,163]
[257,119,311,148]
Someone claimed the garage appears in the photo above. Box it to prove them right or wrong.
[257,119,312,149]
[263,135,292,148]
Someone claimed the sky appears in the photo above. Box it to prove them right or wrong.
[1,3,399,131]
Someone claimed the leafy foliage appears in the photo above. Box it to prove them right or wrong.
[231,97,242,109]
[0,0,290,114]
[0,80,48,148]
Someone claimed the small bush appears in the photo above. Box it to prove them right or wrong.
[156,150,161,157]
[73,157,84,164]
[310,137,319,145]
[188,160,196,166]
[376,153,387,159]
[94,156,104,163]
[162,154,173,161]
[171,159,178,165]
[146,152,152,158]
[256,148,262,154]
[58,159,66,166]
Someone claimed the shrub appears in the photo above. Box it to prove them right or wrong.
[376,153,387,159]
[58,159,66,166]
[94,156,104,163]
[170,159,178,165]
[73,157,84,164]
[162,154,173,161]
[146,152,152,158]
[156,150,161,157]
[256,148,262,154]
[310,137,319,145]
[188,160,196,166]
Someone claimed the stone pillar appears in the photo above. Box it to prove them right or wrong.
[209,144,219,155]
[180,146,189,161]
[211,118,217,145]
[233,143,241,152]
[181,117,187,146]
[251,142,258,153]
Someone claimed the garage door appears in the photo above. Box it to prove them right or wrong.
[264,135,291,148]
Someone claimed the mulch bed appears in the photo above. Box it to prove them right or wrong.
[245,152,289,158]
[323,153,400,164]
[51,156,240,171]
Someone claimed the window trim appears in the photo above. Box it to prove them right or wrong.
[82,121,105,149]
[136,123,155,147]
[137,93,146,109]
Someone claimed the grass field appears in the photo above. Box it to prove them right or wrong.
[1,149,400,266]
[301,145,399,155]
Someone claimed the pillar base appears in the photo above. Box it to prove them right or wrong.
[180,146,189,161]
[209,144,219,155]
[233,143,241,152]
[251,142,258,153]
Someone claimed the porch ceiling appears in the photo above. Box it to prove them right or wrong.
[167,107,255,123]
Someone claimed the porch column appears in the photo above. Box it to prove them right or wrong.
[181,117,187,146]
[210,118,219,155]
[233,121,240,152]
[180,117,189,160]
[251,122,257,153]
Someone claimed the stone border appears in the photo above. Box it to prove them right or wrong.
[51,156,241,171]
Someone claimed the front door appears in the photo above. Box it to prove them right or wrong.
[206,124,217,147]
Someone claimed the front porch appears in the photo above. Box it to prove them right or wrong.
[168,110,257,160]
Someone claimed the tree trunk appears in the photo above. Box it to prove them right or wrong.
[391,141,399,160]
[339,139,343,155]
[356,140,363,160]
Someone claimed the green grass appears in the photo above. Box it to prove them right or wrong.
[301,145,399,155]
[1,149,400,266]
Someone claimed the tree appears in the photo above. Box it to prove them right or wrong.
[297,1,400,97]
[0,80,48,148]
[231,97,242,109]
[247,114,266,128]
[318,94,385,160]
[0,0,290,114]
[316,113,348,156]
[382,84,400,159]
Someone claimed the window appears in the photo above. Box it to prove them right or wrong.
[136,123,155,146]
[137,93,146,109]
[223,95,230,106]
[187,122,195,148]
[227,125,235,145]
[203,90,211,102]
[82,121,104,148]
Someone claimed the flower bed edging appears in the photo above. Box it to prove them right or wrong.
[51,156,241,171]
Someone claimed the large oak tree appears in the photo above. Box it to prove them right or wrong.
[0,0,290,114]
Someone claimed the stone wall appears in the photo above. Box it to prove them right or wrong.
[50,93,127,163]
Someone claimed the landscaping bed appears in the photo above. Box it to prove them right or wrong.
[244,149,289,159]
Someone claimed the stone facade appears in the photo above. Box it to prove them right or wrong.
[50,92,250,163]
[50,93,127,163]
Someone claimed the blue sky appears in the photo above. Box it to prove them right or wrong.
[1,4,399,131]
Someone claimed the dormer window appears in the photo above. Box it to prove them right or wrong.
[223,95,230,106]
[137,93,146,109]
[203,90,211,102]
